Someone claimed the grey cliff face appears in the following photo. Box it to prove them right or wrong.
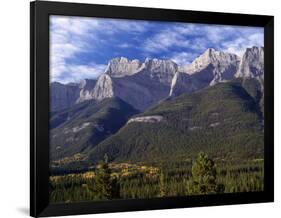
[235,46,264,79]
[169,64,217,97]
[169,49,240,97]
[76,79,97,103]
[104,57,143,78]
[169,72,194,97]
[142,58,178,85]
[91,74,114,101]
[185,48,240,85]
[76,58,177,111]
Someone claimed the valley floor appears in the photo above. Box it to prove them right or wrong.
[49,159,264,203]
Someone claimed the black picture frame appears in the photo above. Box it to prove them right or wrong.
[30,1,274,217]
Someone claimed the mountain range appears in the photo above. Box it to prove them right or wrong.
[51,46,263,112]
[50,46,264,169]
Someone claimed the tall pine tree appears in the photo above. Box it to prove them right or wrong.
[159,170,166,197]
[187,152,224,195]
[94,154,113,199]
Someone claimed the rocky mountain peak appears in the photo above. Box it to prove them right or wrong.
[204,48,217,57]
[104,57,143,78]
[186,48,240,75]
[180,48,240,86]
[142,58,178,85]
[144,58,177,71]
[235,46,264,78]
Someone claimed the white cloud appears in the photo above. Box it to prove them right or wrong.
[222,31,264,57]
[106,19,149,33]
[50,16,150,83]
[143,30,190,53]
[142,23,264,58]
[52,63,107,84]
[50,16,101,82]
[170,52,197,65]
[50,16,264,82]
[69,64,107,77]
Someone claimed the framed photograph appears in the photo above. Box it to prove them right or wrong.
[30,1,274,217]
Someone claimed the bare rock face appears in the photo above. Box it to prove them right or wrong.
[127,115,163,124]
[91,74,114,100]
[76,79,97,103]
[185,48,240,85]
[169,72,194,97]
[143,58,178,85]
[169,49,239,97]
[169,65,216,97]
[104,57,143,78]
[76,58,177,111]
[76,75,114,103]
[112,59,177,110]
[235,46,264,79]
[50,82,80,112]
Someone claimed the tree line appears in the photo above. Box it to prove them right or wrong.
[50,152,263,203]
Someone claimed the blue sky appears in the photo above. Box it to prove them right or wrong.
[50,15,264,83]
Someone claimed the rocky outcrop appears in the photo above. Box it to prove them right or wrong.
[169,72,194,97]
[90,74,114,101]
[235,46,264,79]
[142,58,178,85]
[169,64,215,97]
[105,57,143,78]
[76,75,114,103]
[127,115,163,124]
[184,48,240,85]
[76,79,97,103]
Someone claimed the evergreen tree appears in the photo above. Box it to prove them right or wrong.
[111,175,120,198]
[94,155,113,199]
[187,152,224,195]
[159,170,166,197]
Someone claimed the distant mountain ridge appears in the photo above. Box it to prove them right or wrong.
[50,97,139,161]
[51,46,264,112]
[50,82,80,112]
